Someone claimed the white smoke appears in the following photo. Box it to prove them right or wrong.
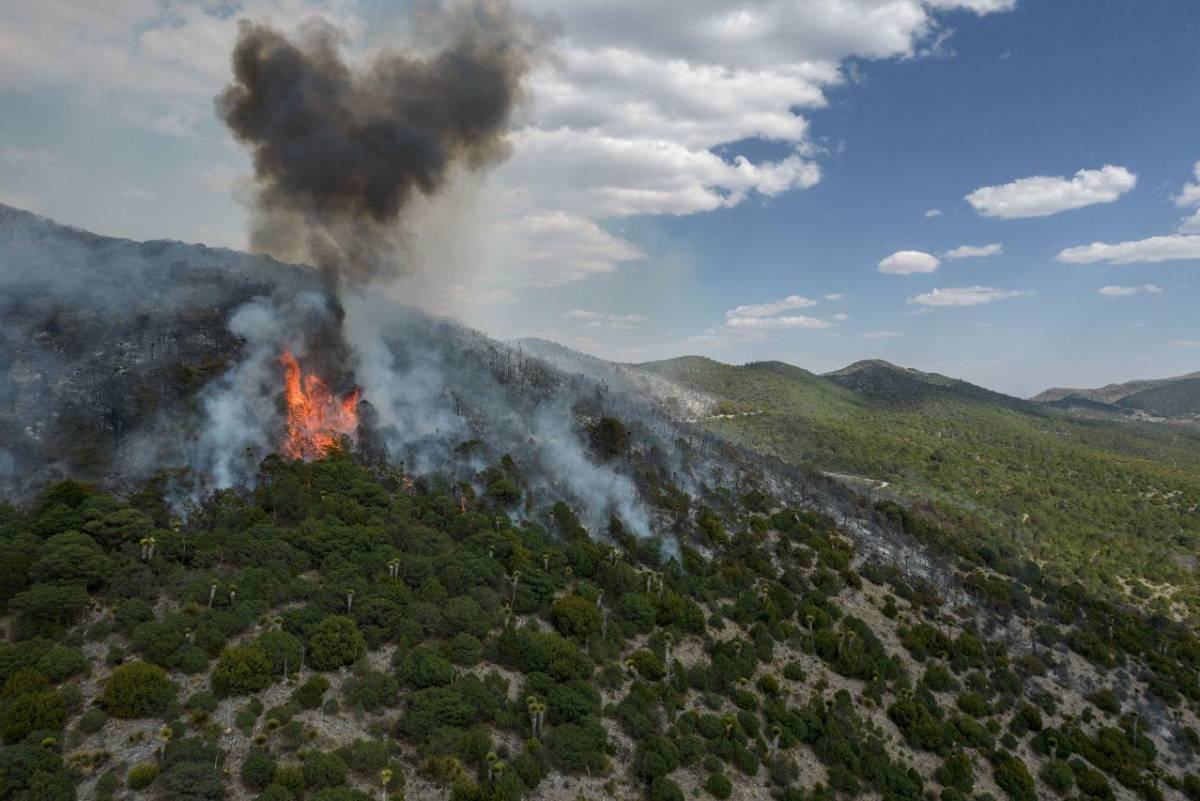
[193,292,334,489]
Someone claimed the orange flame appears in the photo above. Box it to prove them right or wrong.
[280,349,360,461]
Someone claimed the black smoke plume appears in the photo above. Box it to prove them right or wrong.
[217,1,547,285]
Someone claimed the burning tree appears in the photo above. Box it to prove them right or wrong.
[280,349,360,461]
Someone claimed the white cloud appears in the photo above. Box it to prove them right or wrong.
[564,309,647,328]
[725,294,817,319]
[1097,284,1162,297]
[924,208,943,218]
[925,0,1017,12]
[861,330,902,339]
[907,286,1034,306]
[1176,161,1200,232]
[1169,340,1200,348]
[879,250,940,275]
[965,165,1137,219]
[824,293,844,300]
[943,243,1003,259]
[496,0,1020,286]
[725,315,832,330]
[493,212,645,287]
[0,0,1018,290]
[1056,235,1200,265]
[1176,161,1200,208]
[832,312,850,321]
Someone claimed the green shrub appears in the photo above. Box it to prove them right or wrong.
[1087,688,1121,715]
[77,707,109,735]
[447,633,482,666]
[705,772,733,799]
[186,690,219,712]
[212,644,274,697]
[649,776,684,801]
[956,691,989,719]
[2,668,49,699]
[992,754,1036,801]
[935,752,974,792]
[1038,759,1074,795]
[99,661,175,719]
[257,629,303,676]
[307,617,365,671]
[345,671,398,714]
[128,762,160,789]
[629,649,665,681]
[162,761,225,801]
[292,675,330,710]
[398,647,455,689]
[1,691,66,742]
[551,595,602,641]
[241,747,278,789]
[36,646,89,682]
[302,750,348,790]
[338,739,390,774]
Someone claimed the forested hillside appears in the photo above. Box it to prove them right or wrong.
[635,358,1200,619]
[1,452,1198,801]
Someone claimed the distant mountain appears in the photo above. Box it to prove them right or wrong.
[1033,370,1200,417]
[823,359,1021,407]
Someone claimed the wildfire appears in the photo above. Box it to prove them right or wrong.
[280,349,360,461]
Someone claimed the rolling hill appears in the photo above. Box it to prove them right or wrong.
[633,356,1200,618]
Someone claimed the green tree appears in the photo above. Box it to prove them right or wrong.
[302,750,349,790]
[212,644,274,697]
[241,747,278,789]
[308,616,365,671]
[1,691,66,742]
[551,595,602,642]
[99,661,176,718]
[589,417,630,460]
[705,773,733,799]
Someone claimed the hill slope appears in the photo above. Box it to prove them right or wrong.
[1,205,1198,801]
[634,356,1200,617]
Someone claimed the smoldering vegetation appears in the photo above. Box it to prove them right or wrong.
[217,0,551,286]
[0,202,323,496]
[0,201,880,551]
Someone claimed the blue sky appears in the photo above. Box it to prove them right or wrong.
[1,0,1198,395]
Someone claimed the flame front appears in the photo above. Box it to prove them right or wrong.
[280,349,360,460]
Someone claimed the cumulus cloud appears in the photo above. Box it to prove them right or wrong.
[0,0,1018,291]
[1056,235,1200,265]
[1097,284,1162,297]
[943,243,1003,259]
[564,309,647,328]
[824,293,845,300]
[861,330,902,338]
[924,208,943,218]
[879,250,940,275]
[725,294,817,319]
[907,286,1034,306]
[832,312,850,321]
[965,165,1136,219]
